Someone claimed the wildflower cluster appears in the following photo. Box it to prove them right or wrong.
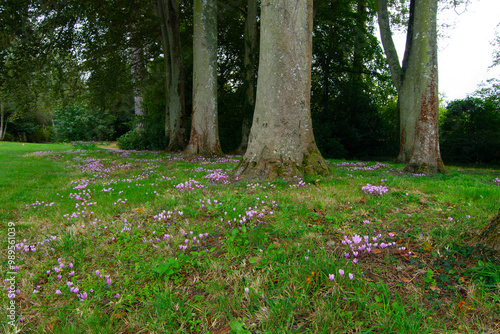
[24,151,55,157]
[328,269,354,281]
[205,171,230,184]
[334,161,390,172]
[342,233,398,264]
[174,178,205,191]
[25,200,55,209]
[245,182,275,191]
[289,176,310,188]
[493,177,500,186]
[362,184,388,196]
[15,236,58,253]
[70,179,90,190]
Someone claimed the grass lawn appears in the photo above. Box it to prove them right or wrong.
[1,142,499,333]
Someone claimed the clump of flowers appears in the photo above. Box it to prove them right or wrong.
[362,184,388,196]
[328,269,354,282]
[342,233,400,264]
[174,179,204,191]
[493,178,500,186]
[205,171,229,184]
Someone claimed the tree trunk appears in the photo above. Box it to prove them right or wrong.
[184,0,222,157]
[156,0,171,139]
[472,209,500,252]
[0,100,7,141]
[351,0,367,85]
[233,0,331,180]
[376,0,445,173]
[166,0,188,151]
[235,0,258,155]
[130,45,146,129]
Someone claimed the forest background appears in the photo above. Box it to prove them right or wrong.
[1,0,499,166]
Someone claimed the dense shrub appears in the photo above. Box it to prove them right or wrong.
[312,85,397,159]
[440,97,500,164]
[117,113,167,151]
[53,104,115,142]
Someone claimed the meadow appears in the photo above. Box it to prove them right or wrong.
[1,141,499,334]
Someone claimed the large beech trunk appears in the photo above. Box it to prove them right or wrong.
[233,0,330,180]
[165,0,188,151]
[130,46,146,128]
[184,0,222,157]
[156,0,188,150]
[473,209,500,252]
[235,0,258,155]
[156,0,171,138]
[377,0,445,173]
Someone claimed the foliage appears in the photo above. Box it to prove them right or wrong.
[311,0,397,159]
[440,96,500,164]
[53,104,116,142]
[117,115,167,151]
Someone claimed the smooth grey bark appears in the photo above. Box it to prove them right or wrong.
[235,0,259,155]
[233,0,330,180]
[156,0,171,138]
[157,0,188,148]
[377,0,445,173]
[184,0,222,156]
[130,45,146,128]
[165,0,188,151]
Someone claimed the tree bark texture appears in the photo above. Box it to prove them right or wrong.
[184,0,222,157]
[156,0,171,138]
[233,0,330,180]
[377,0,445,173]
[235,0,259,154]
[165,0,188,151]
[469,209,500,252]
[157,0,188,149]
[130,45,146,128]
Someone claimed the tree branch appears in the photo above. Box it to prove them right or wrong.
[376,0,403,90]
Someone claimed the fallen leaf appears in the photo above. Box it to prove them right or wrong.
[421,241,433,252]
[46,319,61,331]
[110,312,127,321]
[135,208,145,213]
[429,286,441,293]
[457,300,471,312]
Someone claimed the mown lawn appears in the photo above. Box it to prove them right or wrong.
[1,142,499,333]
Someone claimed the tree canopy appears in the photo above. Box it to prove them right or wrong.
[1,0,499,170]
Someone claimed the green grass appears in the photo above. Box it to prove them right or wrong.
[1,142,499,333]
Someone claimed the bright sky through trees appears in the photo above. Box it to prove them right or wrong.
[389,0,500,101]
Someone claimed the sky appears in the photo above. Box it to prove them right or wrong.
[390,0,500,102]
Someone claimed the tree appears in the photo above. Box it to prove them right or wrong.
[472,209,500,252]
[184,0,222,156]
[311,0,397,159]
[233,0,330,179]
[376,0,445,173]
[156,0,189,151]
[235,0,258,154]
[492,23,500,68]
